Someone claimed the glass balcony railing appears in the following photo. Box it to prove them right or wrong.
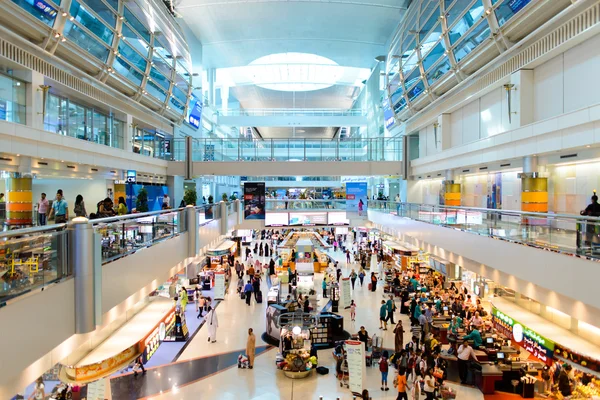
[265,199,347,211]
[172,138,403,162]
[220,108,367,117]
[0,224,69,306]
[368,201,600,260]
[92,208,187,264]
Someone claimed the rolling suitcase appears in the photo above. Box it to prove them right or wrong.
[240,291,246,300]
[368,283,372,291]
[256,290,263,303]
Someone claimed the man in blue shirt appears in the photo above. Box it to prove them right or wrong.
[409,277,419,291]
[379,300,388,330]
[244,280,253,306]
[49,191,68,223]
[322,279,328,298]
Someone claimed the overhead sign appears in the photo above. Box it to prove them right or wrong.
[126,170,137,183]
[186,95,203,129]
[340,277,352,309]
[382,98,396,130]
[214,272,226,300]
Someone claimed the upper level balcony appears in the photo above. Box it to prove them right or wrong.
[217,108,369,127]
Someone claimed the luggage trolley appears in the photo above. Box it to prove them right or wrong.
[333,341,349,388]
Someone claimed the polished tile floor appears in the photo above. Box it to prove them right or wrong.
[110,239,485,400]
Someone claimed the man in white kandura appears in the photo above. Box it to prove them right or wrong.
[206,306,219,343]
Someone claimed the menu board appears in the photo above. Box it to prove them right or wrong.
[86,378,106,400]
[340,277,352,309]
[214,272,226,300]
[346,340,366,394]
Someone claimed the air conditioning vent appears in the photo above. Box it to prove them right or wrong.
[67,165,76,169]
[462,169,470,173]
[479,166,488,170]
[560,153,578,159]
[0,157,13,161]
[37,162,48,166]
[500,163,511,167]
[91,168,99,172]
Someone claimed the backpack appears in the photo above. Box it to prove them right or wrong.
[379,358,389,373]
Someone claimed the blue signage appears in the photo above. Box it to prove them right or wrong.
[382,98,395,130]
[508,0,531,13]
[126,184,168,212]
[126,170,136,183]
[186,95,203,129]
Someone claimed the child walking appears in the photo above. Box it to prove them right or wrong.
[380,350,390,391]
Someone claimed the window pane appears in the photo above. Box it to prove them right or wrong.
[146,80,167,102]
[391,86,404,109]
[124,7,150,42]
[419,7,439,42]
[407,80,425,101]
[118,40,147,71]
[404,67,421,90]
[495,0,532,27]
[11,0,57,26]
[394,96,407,113]
[419,1,437,28]
[402,40,418,74]
[113,56,143,85]
[152,53,172,77]
[175,58,190,77]
[172,85,187,104]
[153,36,172,60]
[67,102,88,140]
[422,41,446,72]
[121,23,148,57]
[63,21,110,61]
[150,67,170,90]
[453,20,490,62]
[169,97,185,115]
[427,58,451,85]
[447,0,484,43]
[92,111,107,145]
[69,0,114,45]
[80,0,115,25]
[0,74,26,124]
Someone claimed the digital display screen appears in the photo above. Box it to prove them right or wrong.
[186,94,203,129]
[289,212,327,226]
[328,212,349,226]
[265,213,289,226]
[497,352,505,359]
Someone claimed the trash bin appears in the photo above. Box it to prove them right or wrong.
[522,383,535,398]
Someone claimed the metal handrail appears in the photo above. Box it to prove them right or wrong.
[0,223,67,239]
[91,208,186,225]
[368,200,600,222]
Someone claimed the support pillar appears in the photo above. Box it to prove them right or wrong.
[437,113,452,151]
[443,170,461,206]
[23,71,45,131]
[235,199,242,225]
[507,70,534,130]
[570,317,579,335]
[125,114,134,152]
[207,68,216,107]
[520,156,548,212]
[6,158,33,225]
[69,218,95,334]
[186,205,198,258]
[219,201,227,235]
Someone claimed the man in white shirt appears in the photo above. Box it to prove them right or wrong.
[457,340,478,384]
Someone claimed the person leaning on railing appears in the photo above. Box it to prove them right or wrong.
[578,192,600,249]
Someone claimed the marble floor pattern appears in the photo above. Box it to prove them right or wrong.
[108,239,485,400]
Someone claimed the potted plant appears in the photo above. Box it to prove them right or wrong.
[221,193,228,202]
[183,189,197,206]
[208,195,214,204]
[136,187,149,212]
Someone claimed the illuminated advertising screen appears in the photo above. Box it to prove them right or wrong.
[383,98,396,130]
[328,212,349,226]
[186,95,203,129]
[289,212,327,226]
[265,213,289,227]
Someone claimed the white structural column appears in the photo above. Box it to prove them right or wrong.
[125,114,134,152]
[436,113,452,151]
[508,69,534,130]
[221,85,229,115]
[207,68,216,107]
[23,71,45,131]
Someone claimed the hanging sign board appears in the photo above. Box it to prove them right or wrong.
[340,277,352,309]
[214,272,226,300]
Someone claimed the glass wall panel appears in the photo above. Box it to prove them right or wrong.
[175,59,190,77]
[80,0,115,25]
[419,1,437,28]
[402,40,418,74]
[121,23,148,57]
[447,0,484,43]
[152,53,172,77]
[427,58,451,85]
[118,40,147,71]
[123,7,150,42]
[69,0,114,45]
[394,96,407,113]
[149,67,170,90]
[11,0,57,26]
[153,37,172,60]
[169,97,185,115]
[67,102,87,140]
[112,56,143,86]
[453,20,490,62]
[419,7,439,42]
[407,80,424,101]
[0,74,26,124]
[172,85,187,104]
[422,41,446,72]
[92,111,107,145]
[63,21,110,61]
[495,0,532,27]
[146,80,167,102]
[111,118,124,149]
[404,67,421,90]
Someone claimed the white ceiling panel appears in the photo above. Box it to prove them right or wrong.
[256,127,337,139]
[230,84,359,109]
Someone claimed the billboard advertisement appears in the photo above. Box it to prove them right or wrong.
[288,212,327,226]
[328,211,349,226]
[345,182,368,213]
[186,94,203,129]
[126,184,168,212]
[265,213,289,227]
[243,182,266,219]
[382,98,395,130]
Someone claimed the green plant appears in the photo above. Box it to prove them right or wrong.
[183,189,197,206]
[136,187,149,212]
[221,193,228,202]
[229,193,237,201]
[208,195,214,204]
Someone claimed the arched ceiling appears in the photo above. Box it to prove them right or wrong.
[176,0,409,69]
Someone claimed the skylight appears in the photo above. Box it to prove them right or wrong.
[247,52,344,92]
